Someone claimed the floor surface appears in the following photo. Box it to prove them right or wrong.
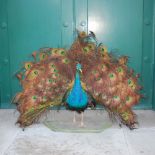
[0,109,155,155]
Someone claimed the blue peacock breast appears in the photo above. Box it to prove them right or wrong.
[66,71,88,109]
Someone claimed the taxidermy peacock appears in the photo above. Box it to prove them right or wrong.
[13,31,143,129]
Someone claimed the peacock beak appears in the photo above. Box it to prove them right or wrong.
[79,69,82,73]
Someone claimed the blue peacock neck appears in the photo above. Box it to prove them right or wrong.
[73,70,82,90]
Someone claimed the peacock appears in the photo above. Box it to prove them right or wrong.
[13,31,143,129]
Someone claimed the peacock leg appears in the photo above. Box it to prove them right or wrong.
[73,111,76,123]
[80,112,85,127]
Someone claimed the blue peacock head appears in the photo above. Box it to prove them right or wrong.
[76,63,82,73]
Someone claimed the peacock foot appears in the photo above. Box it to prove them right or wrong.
[79,122,86,128]
[73,118,76,123]
[73,112,76,123]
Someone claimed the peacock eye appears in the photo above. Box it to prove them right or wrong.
[50,64,55,68]
[100,46,108,54]
[32,95,37,100]
[25,62,33,70]
[92,70,97,74]
[40,52,47,60]
[131,84,136,90]
[54,49,58,53]
[128,79,132,85]
[109,73,114,78]
[63,58,69,64]
[49,79,53,83]
[126,96,132,102]
[54,69,58,72]
[101,48,104,51]
[101,64,105,69]
[126,96,130,101]
[114,96,118,99]
[34,71,38,75]
[88,44,94,50]
[83,47,89,53]
[117,67,123,72]
[60,50,65,55]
